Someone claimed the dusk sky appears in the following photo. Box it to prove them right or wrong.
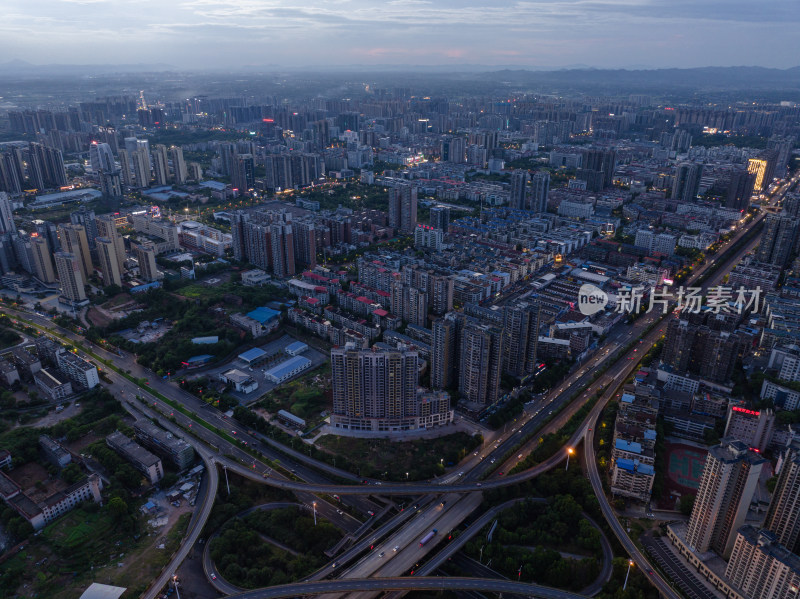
[2,0,799,70]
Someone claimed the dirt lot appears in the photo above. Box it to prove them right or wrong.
[7,462,67,500]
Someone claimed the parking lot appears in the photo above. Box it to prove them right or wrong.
[642,536,723,599]
[196,334,327,404]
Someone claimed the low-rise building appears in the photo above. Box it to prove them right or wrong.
[0,357,19,387]
[241,269,270,286]
[39,435,71,468]
[10,347,41,381]
[219,368,259,394]
[106,431,163,484]
[34,368,73,401]
[56,351,99,390]
[264,356,312,383]
[133,420,195,470]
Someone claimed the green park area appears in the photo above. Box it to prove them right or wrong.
[315,431,482,480]
[210,506,340,587]
[461,498,601,591]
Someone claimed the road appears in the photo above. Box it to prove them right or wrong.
[222,576,590,599]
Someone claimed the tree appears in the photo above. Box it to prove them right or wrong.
[61,463,84,485]
[107,496,128,522]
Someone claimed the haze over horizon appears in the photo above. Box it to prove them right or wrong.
[2,0,798,71]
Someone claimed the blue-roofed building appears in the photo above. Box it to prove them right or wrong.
[614,439,643,454]
[285,341,308,356]
[182,354,213,369]
[247,307,281,324]
[612,457,656,501]
[264,356,312,383]
[621,393,635,403]
[238,347,267,365]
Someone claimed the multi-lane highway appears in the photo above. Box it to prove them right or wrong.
[222,576,590,599]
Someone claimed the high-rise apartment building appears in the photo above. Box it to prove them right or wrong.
[530,171,550,213]
[136,244,160,282]
[330,344,453,432]
[89,142,115,174]
[388,185,417,234]
[270,218,295,278]
[30,235,56,284]
[672,162,703,202]
[292,220,317,270]
[509,170,529,211]
[54,252,86,304]
[0,192,15,234]
[96,237,122,288]
[724,167,756,211]
[95,214,126,273]
[231,154,255,192]
[578,148,616,191]
[391,279,428,328]
[117,149,134,187]
[685,438,765,558]
[57,224,93,282]
[429,205,450,232]
[763,442,800,553]
[170,146,187,184]
[502,301,540,378]
[725,527,800,599]
[459,321,502,407]
[70,207,99,250]
[132,146,151,188]
[756,213,799,268]
[152,145,170,186]
[432,313,458,390]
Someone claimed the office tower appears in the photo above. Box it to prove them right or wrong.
[89,142,115,174]
[502,301,540,378]
[292,220,316,269]
[530,171,550,213]
[136,244,160,282]
[151,145,169,186]
[57,224,93,282]
[170,146,187,184]
[329,345,451,433]
[459,321,502,406]
[117,149,134,187]
[96,237,122,287]
[685,438,765,558]
[756,213,799,267]
[95,214,126,273]
[763,442,800,553]
[429,205,450,232]
[54,252,87,303]
[388,185,417,234]
[30,235,56,284]
[672,162,703,202]
[725,527,800,599]
[231,153,255,192]
[0,192,14,234]
[432,313,458,390]
[725,167,756,211]
[131,146,151,188]
[70,207,98,250]
[509,170,529,211]
[270,218,295,278]
[0,153,23,195]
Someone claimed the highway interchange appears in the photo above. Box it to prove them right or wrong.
[3,173,796,599]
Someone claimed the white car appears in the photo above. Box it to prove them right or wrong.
[393,545,399,552]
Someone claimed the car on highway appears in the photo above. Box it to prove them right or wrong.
[337,510,343,515]
[393,545,399,552]
[378,551,385,558]
[332,562,338,568]
[518,454,523,459]
[211,573,217,580]
[367,510,375,516]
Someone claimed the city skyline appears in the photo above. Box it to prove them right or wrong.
[1,0,799,70]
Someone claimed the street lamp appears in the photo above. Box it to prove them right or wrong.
[172,575,181,599]
[565,447,574,471]
[312,501,317,526]
[623,559,634,591]
[406,472,409,480]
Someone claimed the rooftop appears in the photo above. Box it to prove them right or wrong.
[246,306,281,323]
[238,347,267,362]
[265,356,312,380]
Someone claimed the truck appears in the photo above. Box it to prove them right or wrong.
[419,529,438,546]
